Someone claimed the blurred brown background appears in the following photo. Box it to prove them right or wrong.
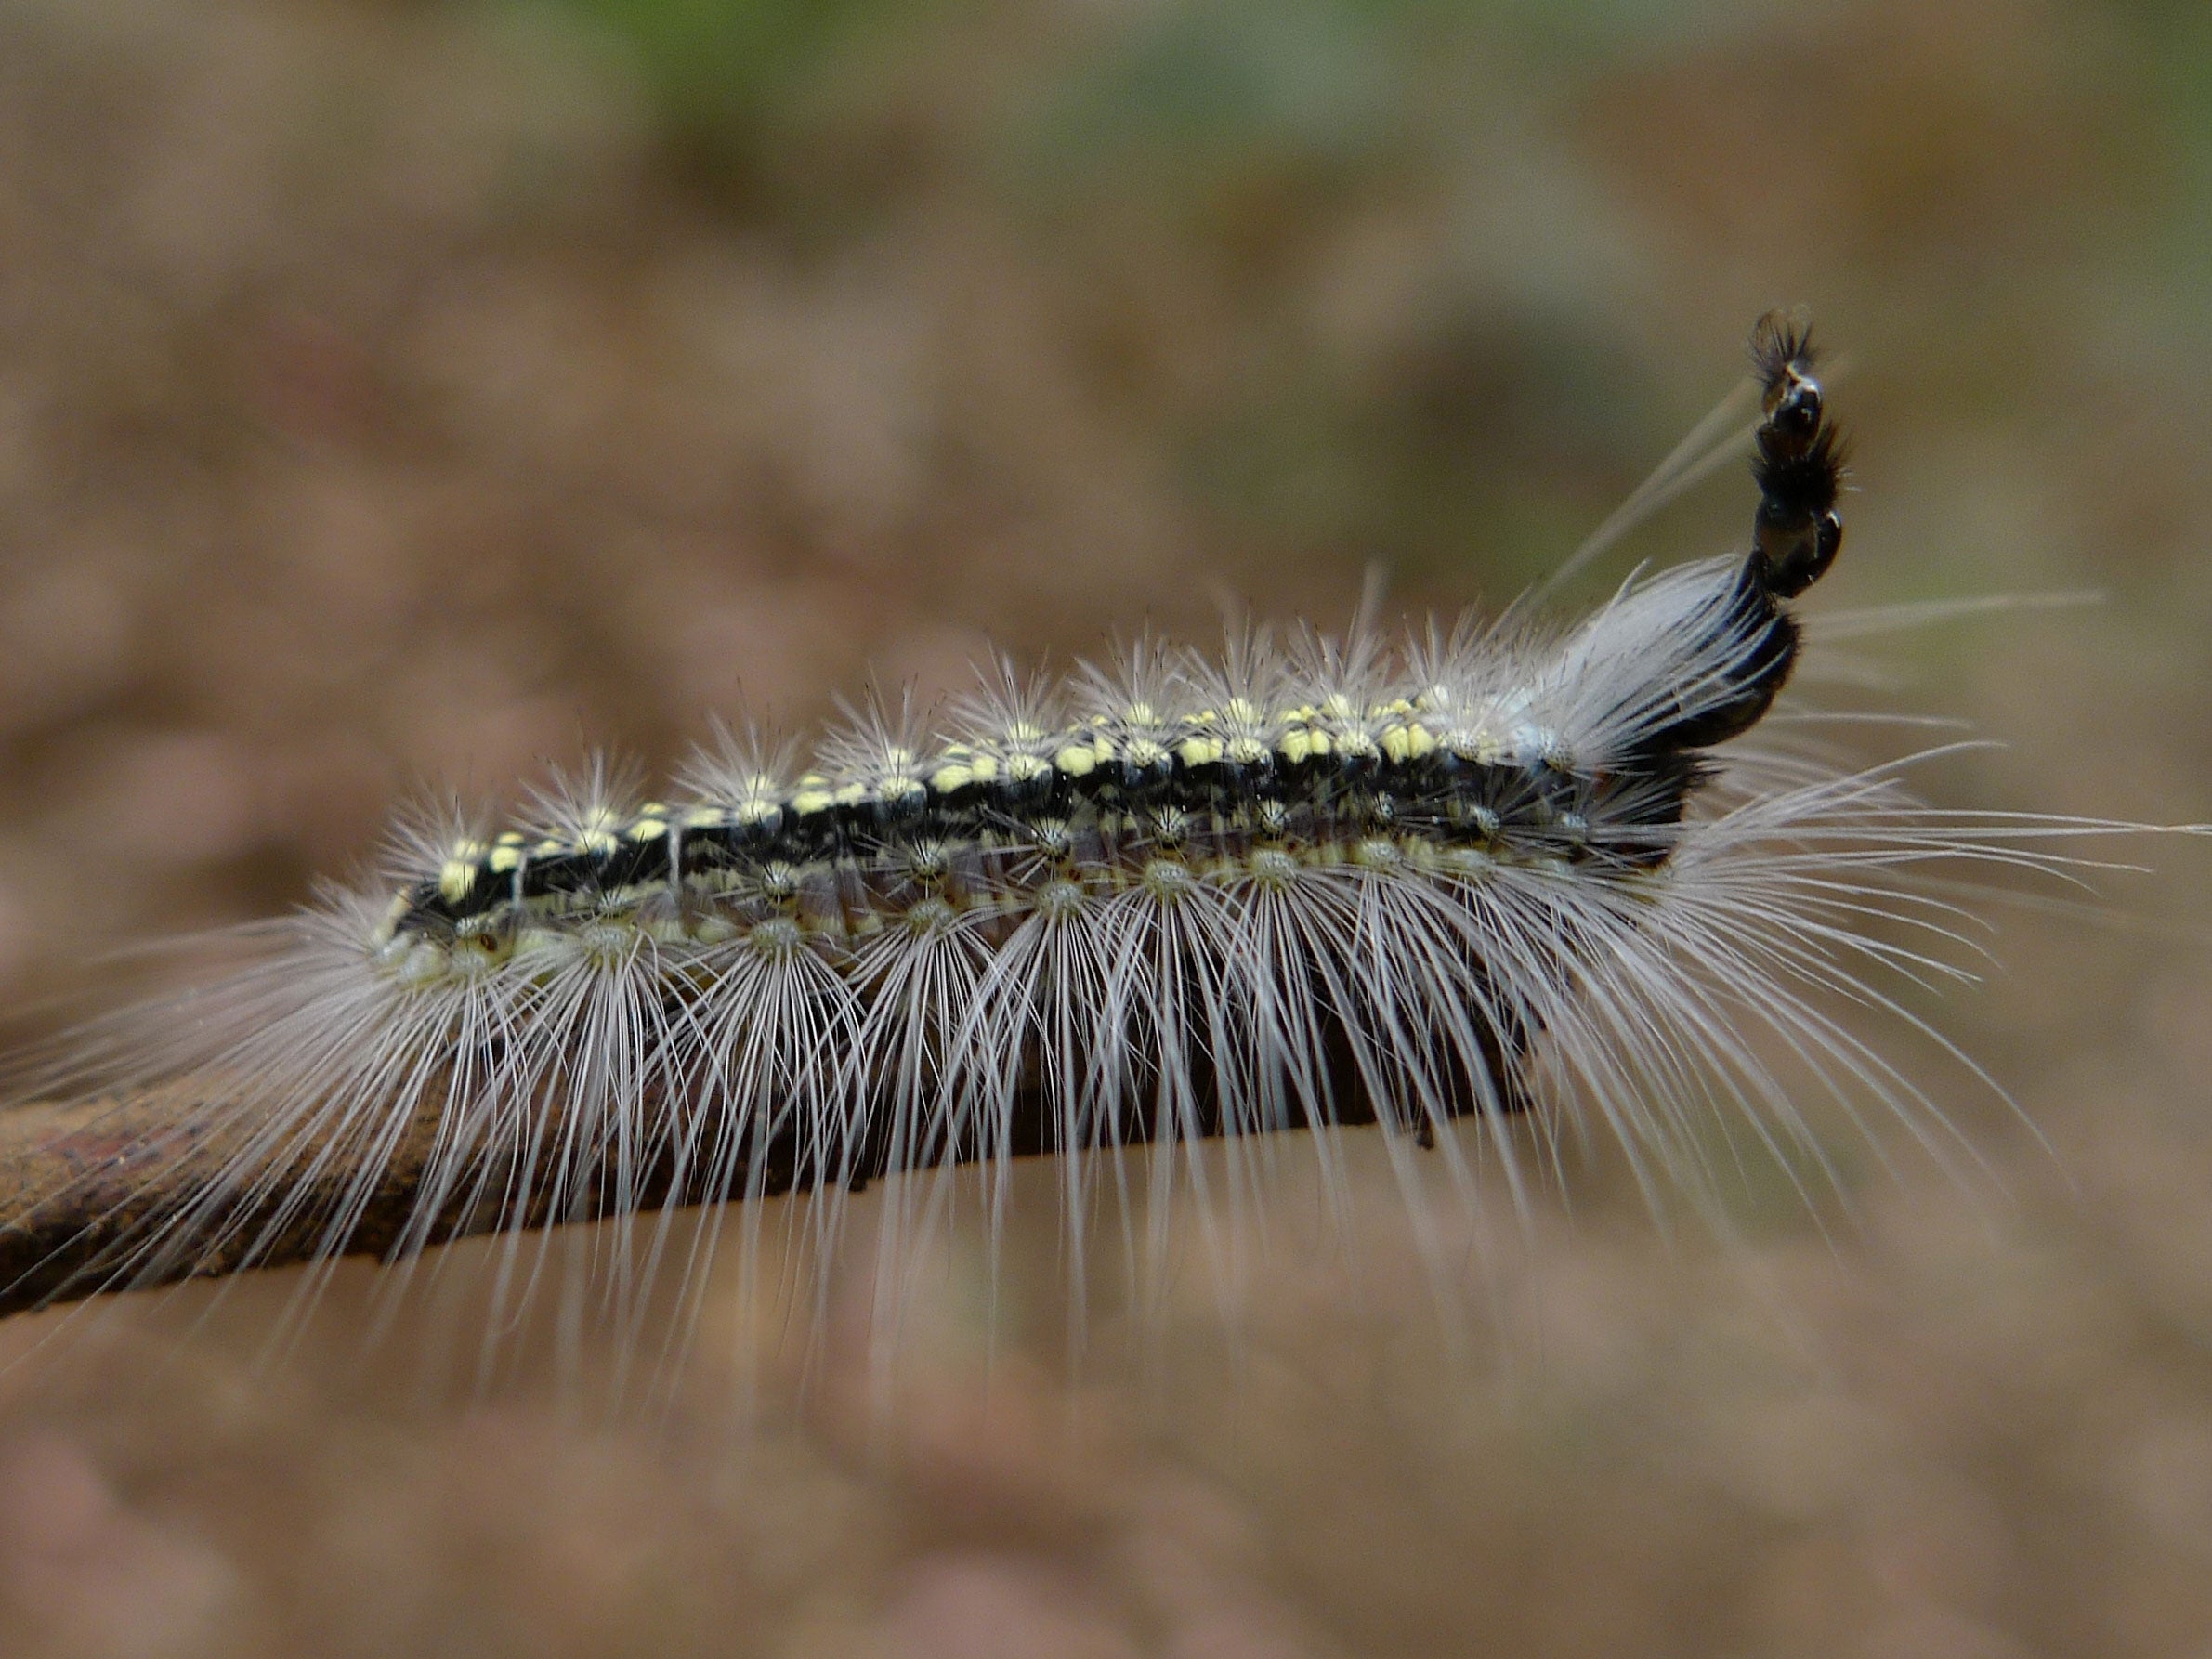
[3,0,2212,1652]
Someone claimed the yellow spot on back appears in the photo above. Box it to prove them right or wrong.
[438,843,487,904]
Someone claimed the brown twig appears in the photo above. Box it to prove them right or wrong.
[0,1088,477,1315]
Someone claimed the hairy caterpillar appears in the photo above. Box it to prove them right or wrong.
[0,313,2184,1369]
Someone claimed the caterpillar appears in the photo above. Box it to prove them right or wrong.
[0,312,2185,1371]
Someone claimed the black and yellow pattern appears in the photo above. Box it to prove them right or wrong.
[383,313,1842,970]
